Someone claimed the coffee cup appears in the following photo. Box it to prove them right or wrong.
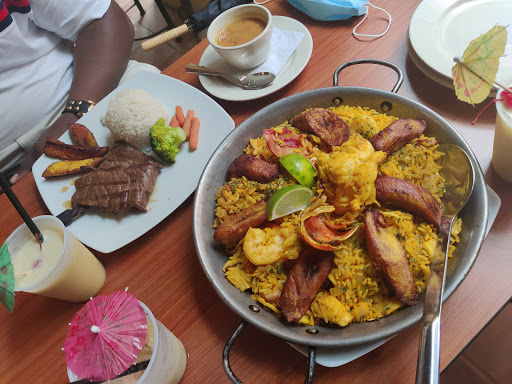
[207,4,272,70]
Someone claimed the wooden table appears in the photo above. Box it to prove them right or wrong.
[1,1,511,382]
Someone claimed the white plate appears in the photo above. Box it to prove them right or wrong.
[289,184,501,367]
[408,0,512,88]
[198,16,313,101]
[32,71,234,253]
[405,30,496,94]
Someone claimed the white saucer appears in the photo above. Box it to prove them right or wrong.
[408,0,512,89]
[198,16,313,101]
[289,184,501,367]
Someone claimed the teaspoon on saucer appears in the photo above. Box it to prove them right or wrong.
[185,64,275,90]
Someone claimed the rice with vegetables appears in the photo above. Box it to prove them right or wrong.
[214,105,462,327]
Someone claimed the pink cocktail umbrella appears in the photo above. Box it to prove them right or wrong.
[63,289,147,381]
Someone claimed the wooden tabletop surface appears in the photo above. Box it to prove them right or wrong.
[1,1,511,383]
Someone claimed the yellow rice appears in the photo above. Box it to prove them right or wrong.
[215,105,462,327]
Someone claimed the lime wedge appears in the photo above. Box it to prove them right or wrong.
[279,154,316,188]
[267,185,314,221]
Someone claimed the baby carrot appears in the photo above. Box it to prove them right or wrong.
[183,110,195,140]
[175,105,185,127]
[189,117,200,150]
[170,115,179,127]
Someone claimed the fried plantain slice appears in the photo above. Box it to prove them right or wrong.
[290,108,350,147]
[213,200,268,245]
[228,154,279,184]
[280,247,335,323]
[44,137,109,160]
[42,157,105,178]
[370,119,427,153]
[364,209,419,306]
[69,123,98,147]
[375,175,441,229]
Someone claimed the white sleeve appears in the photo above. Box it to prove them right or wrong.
[29,0,111,42]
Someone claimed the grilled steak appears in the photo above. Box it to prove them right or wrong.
[71,142,162,214]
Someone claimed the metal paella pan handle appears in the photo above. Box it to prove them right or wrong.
[333,59,404,93]
[223,321,317,384]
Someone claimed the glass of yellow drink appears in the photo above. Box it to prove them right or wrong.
[7,215,105,302]
[493,79,512,182]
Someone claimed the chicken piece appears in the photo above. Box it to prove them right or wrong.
[310,292,352,327]
[279,247,334,323]
[364,209,419,306]
[290,108,350,147]
[374,175,441,228]
[370,119,427,153]
[68,123,98,147]
[42,157,105,178]
[228,154,279,184]
[44,138,109,160]
[213,200,268,245]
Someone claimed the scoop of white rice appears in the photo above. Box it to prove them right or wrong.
[101,88,171,150]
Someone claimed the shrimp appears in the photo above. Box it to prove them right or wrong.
[243,227,284,266]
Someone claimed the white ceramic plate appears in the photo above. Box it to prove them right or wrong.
[198,16,313,101]
[288,184,501,367]
[405,31,497,94]
[32,71,234,253]
[408,0,512,88]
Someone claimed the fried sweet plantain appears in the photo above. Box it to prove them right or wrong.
[42,157,105,178]
[44,137,109,160]
[290,108,350,147]
[280,247,335,323]
[228,154,279,184]
[213,200,268,245]
[69,123,98,147]
[364,209,419,306]
[375,175,441,228]
[370,119,427,153]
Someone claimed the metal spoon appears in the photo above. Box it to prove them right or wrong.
[416,144,474,384]
[185,64,275,89]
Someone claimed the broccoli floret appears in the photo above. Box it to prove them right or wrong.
[149,118,187,163]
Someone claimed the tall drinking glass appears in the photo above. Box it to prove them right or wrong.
[493,79,512,182]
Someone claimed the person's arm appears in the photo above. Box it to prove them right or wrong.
[10,0,134,184]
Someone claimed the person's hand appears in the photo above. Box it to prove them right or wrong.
[9,113,79,185]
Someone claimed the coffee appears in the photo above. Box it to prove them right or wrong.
[215,17,266,47]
